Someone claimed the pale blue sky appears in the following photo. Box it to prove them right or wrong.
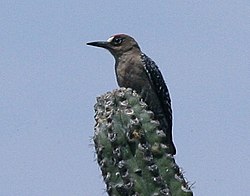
[1,1,249,196]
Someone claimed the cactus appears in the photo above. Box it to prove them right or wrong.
[94,88,193,196]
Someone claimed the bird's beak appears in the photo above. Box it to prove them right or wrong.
[86,41,110,49]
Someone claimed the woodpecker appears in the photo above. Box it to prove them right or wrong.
[87,34,176,155]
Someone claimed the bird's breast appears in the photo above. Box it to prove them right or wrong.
[115,60,149,92]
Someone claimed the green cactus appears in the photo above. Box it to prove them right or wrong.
[94,88,193,196]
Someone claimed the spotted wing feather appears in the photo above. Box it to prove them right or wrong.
[141,53,173,131]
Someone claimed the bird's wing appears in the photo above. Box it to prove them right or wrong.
[141,53,173,130]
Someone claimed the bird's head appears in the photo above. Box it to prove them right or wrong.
[87,34,140,58]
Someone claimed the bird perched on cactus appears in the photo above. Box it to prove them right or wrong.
[87,34,176,155]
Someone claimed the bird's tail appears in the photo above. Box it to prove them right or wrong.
[168,140,176,155]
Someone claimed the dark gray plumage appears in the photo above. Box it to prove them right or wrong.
[87,34,176,155]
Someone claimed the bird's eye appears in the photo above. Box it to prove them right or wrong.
[112,37,123,46]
